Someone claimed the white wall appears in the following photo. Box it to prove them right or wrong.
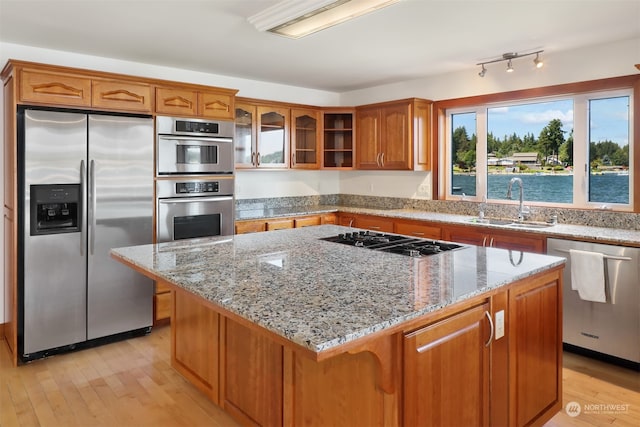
[236,170,340,198]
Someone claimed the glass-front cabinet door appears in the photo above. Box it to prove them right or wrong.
[257,106,289,168]
[291,108,319,169]
[235,102,256,168]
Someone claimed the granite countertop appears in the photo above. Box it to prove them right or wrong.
[236,205,640,247]
[112,225,565,355]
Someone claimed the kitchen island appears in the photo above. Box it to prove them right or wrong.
[111,225,566,427]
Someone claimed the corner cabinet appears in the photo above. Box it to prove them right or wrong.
[291,108,320,169]
[235,99,289,169]
[322,110,354,169]
[355,98,432,171]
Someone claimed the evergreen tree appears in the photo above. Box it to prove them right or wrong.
[538,119,565,162]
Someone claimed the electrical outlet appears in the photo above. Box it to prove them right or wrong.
[495,310,505,339]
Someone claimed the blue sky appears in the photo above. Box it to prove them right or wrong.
[453,96,630,147]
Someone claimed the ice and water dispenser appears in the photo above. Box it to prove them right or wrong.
[30,184,81,235]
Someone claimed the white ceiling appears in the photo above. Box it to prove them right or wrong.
[1,0,639,92]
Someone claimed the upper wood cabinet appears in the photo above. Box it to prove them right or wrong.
[235,99,289,169]
[92,79,152,112]
[5,60,237,117]
[155,87,197,116]
[356,98,432,171]
[291,108,320,169]
[155,87,234,119]
[322,110,354,169]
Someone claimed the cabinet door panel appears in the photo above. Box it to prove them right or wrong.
[355,215,394,233]
[235,103,257,167]
[294,216,321,228]
[235,220,266,234]
[155,88,197,116]
[266,218,294,231]
[510,278,561,426]
[491,232,545,253]
[291,108,320,169]
[443,227,487,246]
[355,108,380,169]
[404,303,490,427]
[381,103,411,170]
[20,70,91,106]
[223,319,283,427]
[199,91,233,120]
[257,106,289,168]
[395,221,441,239]
[92,80,151,112]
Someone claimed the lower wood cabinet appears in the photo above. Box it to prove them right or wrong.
[221,318,283,426]
[165,265,562,427]
[395,220,441,239]
[404,302,491,427]
[235,213,337,235]
[154,281,172,323]
[443,225,546,253]
[172,288,220,403]
[352,214,395,233]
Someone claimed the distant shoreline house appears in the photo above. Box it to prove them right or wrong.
[488,152,540,168]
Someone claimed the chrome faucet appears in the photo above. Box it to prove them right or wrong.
[506,177,530,221]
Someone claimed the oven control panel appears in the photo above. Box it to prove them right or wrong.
[176,181,219,194]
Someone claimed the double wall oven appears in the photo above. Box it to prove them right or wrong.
[156,116,235,242]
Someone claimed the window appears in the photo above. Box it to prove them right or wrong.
[444,88,633,209]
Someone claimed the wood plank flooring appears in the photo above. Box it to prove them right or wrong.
[1,325,638,427]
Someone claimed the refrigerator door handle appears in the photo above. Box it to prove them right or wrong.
[89,159,97,254]
[80,159,87,256]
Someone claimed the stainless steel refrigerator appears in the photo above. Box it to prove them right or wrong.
[19,108,154,361]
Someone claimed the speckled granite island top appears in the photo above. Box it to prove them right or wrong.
[111,225,565,355]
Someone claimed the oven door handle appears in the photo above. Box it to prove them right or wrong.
[158,136,233,144]
[158,196,234,204]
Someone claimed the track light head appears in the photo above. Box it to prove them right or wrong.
[506,59,514,72]
[478,65,486,77]
[534,53,544,68]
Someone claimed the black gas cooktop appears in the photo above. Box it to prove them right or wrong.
[320,230,463,258]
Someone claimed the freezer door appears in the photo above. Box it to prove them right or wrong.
[23,110,88,355]
[87,115,154,340]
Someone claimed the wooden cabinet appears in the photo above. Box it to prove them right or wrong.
[508,271,563,426]
[404,302,491,427]
[154,281,172,323]
[155,87,196,116]
[443,225,546,253]
[395,220,441,239]
[322,110,354,168]
[235,100,289,168]
[19,68,153,113]
[354,214,394,233]
[19,69,91,107]
[266,218,294,231]
[235,214,335,235]
[355,99,432,171]
[172,287,220,403]
[221,318,283,426]
[291,108,320,169]
[156,86,235,119]
[91,79,152,112]
[198,91,234,119]
[235,219,267,234]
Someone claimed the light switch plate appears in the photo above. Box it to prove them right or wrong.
[495,310,505,339]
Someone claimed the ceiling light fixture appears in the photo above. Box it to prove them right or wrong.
[247,0,402,39]
[476,50,544,77]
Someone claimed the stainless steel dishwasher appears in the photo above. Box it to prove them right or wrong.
[547,238,639,368]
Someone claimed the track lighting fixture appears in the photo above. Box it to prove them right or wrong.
[476,50,544,77]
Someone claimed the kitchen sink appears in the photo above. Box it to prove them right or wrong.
[467,217,555,229]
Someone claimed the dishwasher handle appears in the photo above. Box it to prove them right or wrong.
[554,248,631,262]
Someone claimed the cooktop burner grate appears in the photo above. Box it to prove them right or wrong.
[320,231,463,257]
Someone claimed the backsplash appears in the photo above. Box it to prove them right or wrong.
[236,194,640,231]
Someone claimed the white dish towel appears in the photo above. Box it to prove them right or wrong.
[569,249,607,303]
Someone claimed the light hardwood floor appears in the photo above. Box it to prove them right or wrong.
[1,325,638,427]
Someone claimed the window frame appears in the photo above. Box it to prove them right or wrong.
[433,75,640,212]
